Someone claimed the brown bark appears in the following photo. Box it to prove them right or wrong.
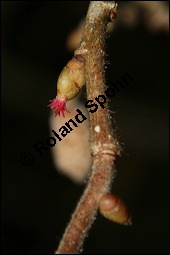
[56,2,121,254]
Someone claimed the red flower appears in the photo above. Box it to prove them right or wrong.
[48,97,70,117]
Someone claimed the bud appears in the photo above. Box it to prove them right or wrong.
[48,56,85,117]
[99,193,132,226]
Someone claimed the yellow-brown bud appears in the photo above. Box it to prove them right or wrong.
[57,57,86,101]
[99,194,132,226]
[48,56,86,117]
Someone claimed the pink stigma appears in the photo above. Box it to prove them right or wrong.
[48,97,70,117]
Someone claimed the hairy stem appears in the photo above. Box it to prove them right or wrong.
[56,2,121,254]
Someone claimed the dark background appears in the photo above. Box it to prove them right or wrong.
[1,1,169,254]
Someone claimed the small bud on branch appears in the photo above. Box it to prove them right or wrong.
[48,56,85,117]
[99,193,132,226]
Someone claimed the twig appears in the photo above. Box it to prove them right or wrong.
[56,2,121,254]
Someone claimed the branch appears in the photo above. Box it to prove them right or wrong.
[56,2,121,254]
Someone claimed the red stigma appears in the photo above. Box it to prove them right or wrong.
[110,12,117,21]
[48,97,70,117]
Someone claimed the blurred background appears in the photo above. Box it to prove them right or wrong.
[1,1,169,254]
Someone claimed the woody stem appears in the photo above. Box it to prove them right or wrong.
[56,2,121,254]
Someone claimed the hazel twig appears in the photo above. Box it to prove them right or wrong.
[56,2,122,254]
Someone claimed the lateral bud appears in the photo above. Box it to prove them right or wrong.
[48,56,85,117]
[99,193,132,226]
